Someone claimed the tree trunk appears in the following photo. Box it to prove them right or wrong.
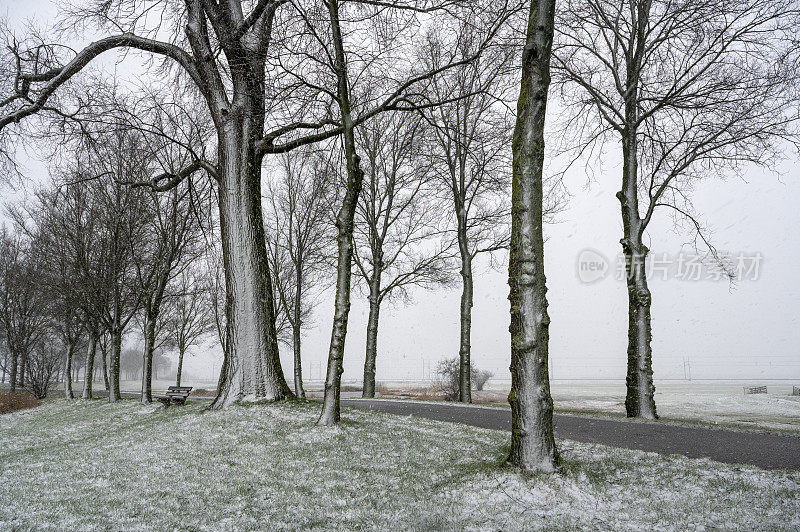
[101,340,110,392]
[8,351,17,392]
[64,342,74,399]
[141,314,156,404]
[619,127,658,419]
[82,331,97,399]
[109,328,122,402]
[292,264,305,398]
[457,217,473,403]
[176,347,185,387]
[17,354,25,388]
[507,0,560,473]
[211,113,292,409]
[318,0,364,426]
[362,272,382,398]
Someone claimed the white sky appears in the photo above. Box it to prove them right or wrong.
[2,0,799,384]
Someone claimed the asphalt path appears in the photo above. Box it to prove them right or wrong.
[93,390,799,470]
[341,398,800,471]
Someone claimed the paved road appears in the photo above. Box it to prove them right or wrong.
[341,398,800,471]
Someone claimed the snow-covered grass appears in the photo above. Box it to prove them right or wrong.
[547,381,800,434]
[1,399,798,530]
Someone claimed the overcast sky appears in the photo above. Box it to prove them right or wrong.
[2,0,798,384]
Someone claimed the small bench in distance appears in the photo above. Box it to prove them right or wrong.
[155,386,193,406]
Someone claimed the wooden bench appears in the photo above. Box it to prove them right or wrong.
[155,386,193,406]
[743,385,767,395]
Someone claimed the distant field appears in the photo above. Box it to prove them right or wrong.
[2,399,799,530]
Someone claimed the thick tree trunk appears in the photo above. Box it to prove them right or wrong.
[109,328,122,402]
[623,243,656,418]
[362,273,382,398]
[457,226,473,403]
[318,0,364,425]
[176,347,185,387]
[82,331,97,399]
[141,314,156,404]
[507,0,560,473]
[211,114,292,409]
[64,343,74,399]
[292,265,305,398]
[619,128,658,419]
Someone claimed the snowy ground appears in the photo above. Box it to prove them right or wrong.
[1,399,799,530]
[548,381,800,433]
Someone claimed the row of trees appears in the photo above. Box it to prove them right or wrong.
[0,0,798,472]
[0,116,216,402]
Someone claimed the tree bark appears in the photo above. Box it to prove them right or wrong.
[8,351,17,392]
[507,0,560,473]
[457,222,473,403]
[176,347,185,387]
[362,271,382,398]
[101,339,110,392]
[109,327,122,402]
[64,342,74,399]
[141,313,156,404]
[619,130,657,419]
[318,0,364,425]
[81,330,97,399]
[210,113,292,408]
[292,263,305,398]
[17,354,25,388]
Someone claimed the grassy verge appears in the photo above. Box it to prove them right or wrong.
[1,399,798,530]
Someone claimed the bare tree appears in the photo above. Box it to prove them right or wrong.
[0,227,49,393]
[353,112,454,398]
[420,25,516,403]
[12,204,79,399]
[265,148,334,398]
[64,129,154,402]
[317,0,367,425]
[25,333,65,399]
[315,0,522,423]
[506,0,560,473]
[32,182,108,400]
[135,180,206,403]
[554,0,800,418]
[164,268,215,387]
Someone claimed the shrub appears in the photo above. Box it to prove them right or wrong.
[0,390,39,415]
[26,343,64,399]
[473,369,494,391]
[434,358,494,400]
